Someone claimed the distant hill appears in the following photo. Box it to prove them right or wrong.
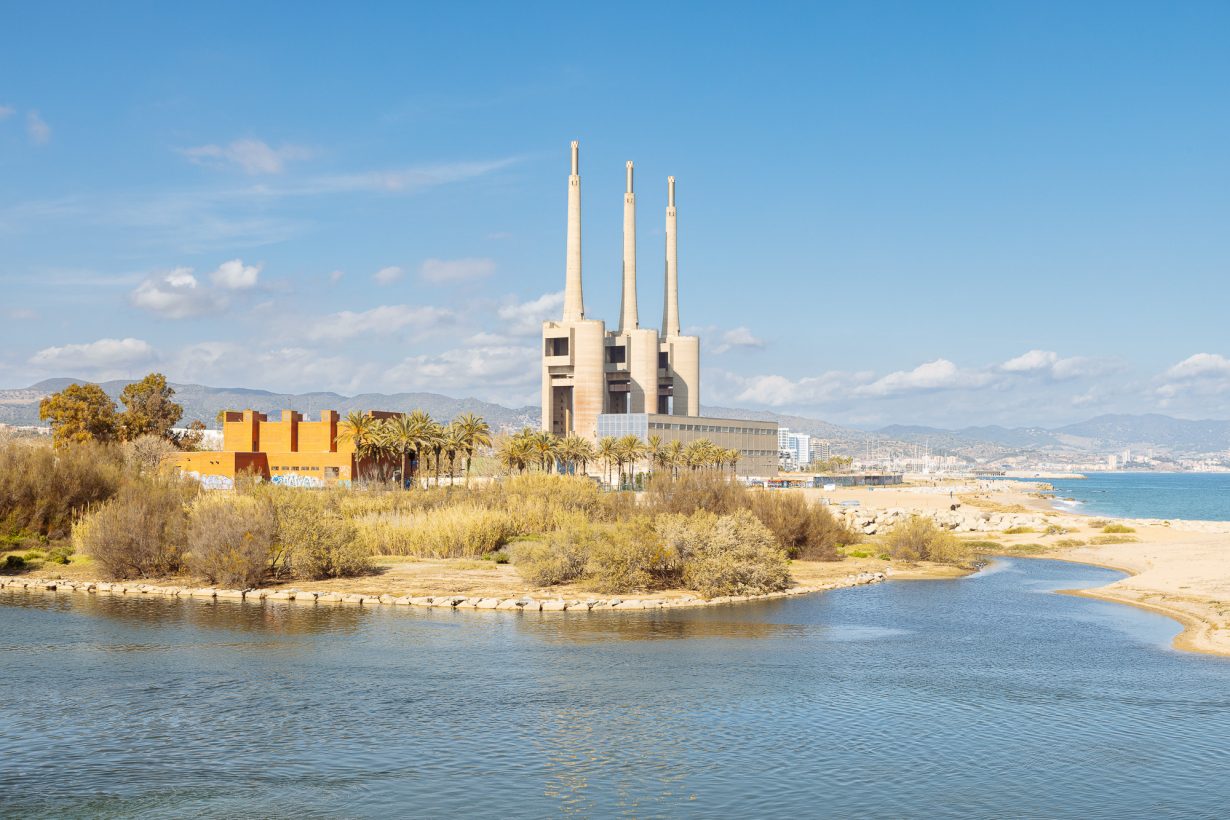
[879,414,1230,455]
[0,378,539,432]
[701,405,881,446]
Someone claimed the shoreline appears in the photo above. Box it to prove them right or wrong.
[0,564,922,613]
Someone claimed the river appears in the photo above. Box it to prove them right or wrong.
[2,558,1228,818]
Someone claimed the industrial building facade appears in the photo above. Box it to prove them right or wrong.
[541,141,776,477]
[172,409,399,488]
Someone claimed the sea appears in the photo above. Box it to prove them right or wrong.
[2,558,1228,818]
[1044,472,1230,521]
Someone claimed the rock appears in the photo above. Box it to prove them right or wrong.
[215,589,244,600]
[475,598,500,609]
[409,597,434,606]
[379,594,397,605]
[520,598,541,611]
[317,592,343,603]
[295,591,318,603]
[613,599,645,609]
[266,590,296,601]
[340,593,366,605]
[189,588,215,598]
[541,599,566,611]
[496,598,522,610]
[392,596,414,606]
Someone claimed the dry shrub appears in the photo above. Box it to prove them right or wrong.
[261,488,368,579]
[1090,534,1138,545]
[356,504,516,558]
[885,515,971,565]
[123,434,179,475]
[744,490,856,560]
[510,522,591,587]
[645,471,746,516]
[186,494,276,587]
[0,439,124,539]
[584,517,678,593]
[1101,523,1136,534]
[660,510,791,598]
[72,478,195,579]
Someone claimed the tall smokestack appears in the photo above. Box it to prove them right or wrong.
[662,175,680,337]
[562,140,584,321]
[618,160,638,332]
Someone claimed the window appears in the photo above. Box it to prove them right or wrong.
[658,351,669,368]
[546,337,569,356]
[606,345,627,364]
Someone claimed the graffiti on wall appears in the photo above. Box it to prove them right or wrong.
[271,472,325,488]
[184,471,235,491]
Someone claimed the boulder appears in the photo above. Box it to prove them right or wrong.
[541,599,566,611]
[475,598,500,609]
[215,589,245,600]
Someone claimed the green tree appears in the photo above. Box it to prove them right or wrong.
[39,383,119,447]
[119,373,183,440]
[453,412,492,486]
[337,411,381,481]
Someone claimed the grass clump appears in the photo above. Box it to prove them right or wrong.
[1054,538,1087,548]
[1043,523,1068,536]
[1002,526,1036,535]
[1087,519,1111,528]
[885,515,972,566]
[1090,534,1139,545]
[962,539,1003,551]
[1101,523,1136,534]
[356,504,516,558]
[262,488,368,580]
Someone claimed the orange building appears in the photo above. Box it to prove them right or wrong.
[173,409,402,489]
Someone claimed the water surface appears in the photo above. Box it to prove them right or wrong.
[2,558,1228,818]
[1045,471,1230,521]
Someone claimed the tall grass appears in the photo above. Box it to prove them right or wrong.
[0,439,124,540]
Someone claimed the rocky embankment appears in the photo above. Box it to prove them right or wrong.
[834,505,1051,536]
[0,571,892,611]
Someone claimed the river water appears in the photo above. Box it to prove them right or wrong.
[2,558,1228,818]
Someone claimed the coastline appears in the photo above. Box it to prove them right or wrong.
[0,556,965,613]
[816,478,1230,657]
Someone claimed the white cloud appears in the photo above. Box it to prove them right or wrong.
[307,304,454,341]
[386,344,538,392]
[304,158,517,194]
[1164,353,1230,380]
[130,268,224,318]
[180,138,313,175]
[853,359,992,398]
[1156,353,1230,399]
[999,349,1116,381]
[419,257,495,283]
[30,337,155,373]
[1001,349,1059,373]
[0,105,14,120]
[26,111,50,145]
[328,269,345,283]
[210,258,261,290]
[5,307,37,320]
[373,265,404,285]
[498,291,564,336]
[712,326,765,354]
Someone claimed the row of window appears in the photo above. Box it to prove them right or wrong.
[647,422,775,435]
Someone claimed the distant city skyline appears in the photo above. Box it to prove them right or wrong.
[2,2,1228,427]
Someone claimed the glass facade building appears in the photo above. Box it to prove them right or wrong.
[596,413,779,476]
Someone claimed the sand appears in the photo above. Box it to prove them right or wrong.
[818,479,1230,657]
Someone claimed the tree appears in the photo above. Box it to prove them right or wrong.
[175,419,208,451]
[442,423,465,485]
[119,373,183,441]
[424,420,446,486]
[39,383,119,448]
[453,412,492,487]
[597,436,618,485]
[337,411,381,481]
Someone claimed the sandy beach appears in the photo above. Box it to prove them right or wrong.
[808,478,1230,657]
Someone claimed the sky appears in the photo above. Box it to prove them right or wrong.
[2,1,1228,429]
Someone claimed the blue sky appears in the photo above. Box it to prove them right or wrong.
[2,1,1228,427]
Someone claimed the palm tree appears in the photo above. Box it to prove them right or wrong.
[421,421,445,487]
[646,434,666,474]
[665,440,686,479]
[726,447,741,478]
[529,430,558,473]
[597,436,618,486]
[381,414,419,488]
[442,423,465,485]
[570,435,596,476]
[337,411,380,482]
[453,412,492,487]
[615,434,646,487]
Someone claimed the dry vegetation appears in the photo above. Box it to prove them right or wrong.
[2,438,861,599]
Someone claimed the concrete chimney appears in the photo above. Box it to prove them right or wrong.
[662,175,680,337]
[562,140,584,321]
[618,160,638,332]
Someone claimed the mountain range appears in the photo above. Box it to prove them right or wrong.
[4,379,1228,457]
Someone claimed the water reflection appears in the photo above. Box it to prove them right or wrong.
[3,559,1229,818]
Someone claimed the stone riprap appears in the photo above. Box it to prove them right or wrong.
[834,505,1052,536]
[0,571,891,612]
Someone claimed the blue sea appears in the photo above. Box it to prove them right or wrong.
[1045,472,1230,521]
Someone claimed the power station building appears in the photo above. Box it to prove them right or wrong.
[541,141,777,476]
